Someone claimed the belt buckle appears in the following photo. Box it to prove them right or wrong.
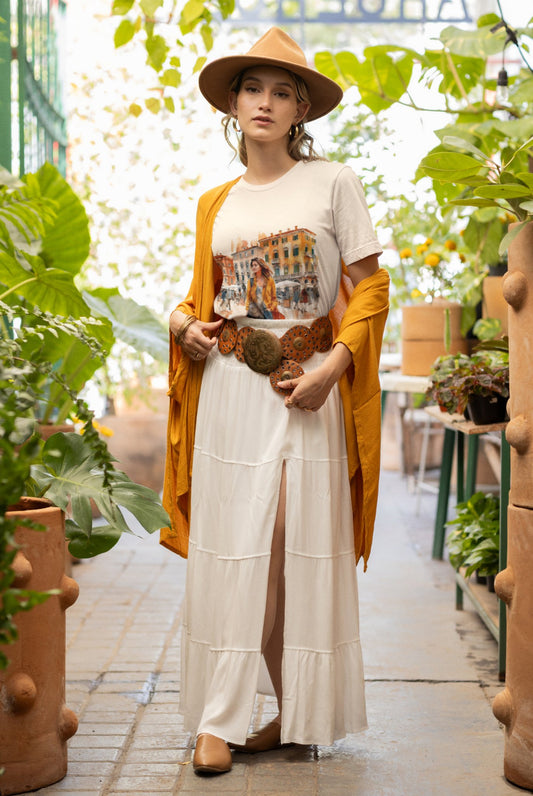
[243,329,283,374]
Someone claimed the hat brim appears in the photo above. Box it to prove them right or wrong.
[198,54,343,122]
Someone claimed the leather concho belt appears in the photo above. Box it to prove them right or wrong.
[217,317,333,395]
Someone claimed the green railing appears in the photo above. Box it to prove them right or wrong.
[0,0,67,176]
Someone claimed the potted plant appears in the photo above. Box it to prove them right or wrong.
[425,336,509,424]
[0,162,170,793]
[0,302,170,794]
[447,491,500,590]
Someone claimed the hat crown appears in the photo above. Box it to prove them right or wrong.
[246,27,308,70]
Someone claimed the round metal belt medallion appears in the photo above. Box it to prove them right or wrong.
[309,316,333,352]
[218,319,238,354]
[269,359,304,394]
[280,325,312,362]
[235,327,254,362]
[242,329,283,374]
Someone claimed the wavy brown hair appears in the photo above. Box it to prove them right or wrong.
[222,68,323,166]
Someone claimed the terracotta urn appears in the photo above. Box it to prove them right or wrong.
[493,221,533,789]
[0,498,79,795]
[401,300,468,376]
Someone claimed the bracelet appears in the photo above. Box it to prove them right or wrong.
[173,314,197,345]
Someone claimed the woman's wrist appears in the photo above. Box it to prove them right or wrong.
[319,343,351,386]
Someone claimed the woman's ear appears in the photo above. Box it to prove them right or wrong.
[229,91,238,116]
[295,103,310,124]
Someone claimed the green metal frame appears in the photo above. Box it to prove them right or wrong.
[0,0,67,176]
[431,424,509,679]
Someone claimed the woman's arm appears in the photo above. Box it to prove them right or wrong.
[277,254,380,411]
[169,308,221,361]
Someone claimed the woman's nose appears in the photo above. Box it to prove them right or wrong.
[258,93,272,110]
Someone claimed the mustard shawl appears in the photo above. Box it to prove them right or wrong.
[160,178,389,570]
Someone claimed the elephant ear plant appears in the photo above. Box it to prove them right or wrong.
[0,165,171,669]
[0,302,170,669]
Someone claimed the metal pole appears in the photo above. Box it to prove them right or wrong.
[0,0,12,170]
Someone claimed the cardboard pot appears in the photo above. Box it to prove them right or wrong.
[401,301,468,376]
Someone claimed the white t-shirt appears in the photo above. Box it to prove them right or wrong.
[211,160,382,321]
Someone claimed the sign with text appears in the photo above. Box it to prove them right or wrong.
[232,0,472,25]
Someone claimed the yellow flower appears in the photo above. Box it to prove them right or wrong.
[459,253,466,263]
[399,247,413,259]
[411,288,424,299]
[91,419,114,437]
[416,243,428,255]
[424,253,441,267]
[425,237,433,245]
[444,239,457,251]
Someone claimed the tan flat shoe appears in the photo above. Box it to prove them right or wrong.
[193,733,232,775]
[229,718,285,754]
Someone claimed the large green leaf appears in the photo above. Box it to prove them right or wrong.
[34,163,91,276]
[32,317,113,423]
[440,23,506,58]
[32,433,169,540]
[442,135,491,163]
[474,184,531,199]
[315,50,360,91]
[423,50,484,99]
[83,288,168,361]
[0,251,90,316]
[66,522,122,558]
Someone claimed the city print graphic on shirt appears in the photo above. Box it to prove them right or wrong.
[214,227,319,320]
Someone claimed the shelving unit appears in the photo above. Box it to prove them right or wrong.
[425,406,509,681]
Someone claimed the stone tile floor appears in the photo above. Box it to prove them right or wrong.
[26,470,519,795]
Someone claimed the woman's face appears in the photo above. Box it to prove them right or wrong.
[229,66,309,146]
[251,260,261,275]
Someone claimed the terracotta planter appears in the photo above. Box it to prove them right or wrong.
[401,301,468,376]
[493,220,533,789]
[0,498,79,795]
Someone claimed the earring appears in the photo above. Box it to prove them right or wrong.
[233,117,241,133]
[289,123,301,141]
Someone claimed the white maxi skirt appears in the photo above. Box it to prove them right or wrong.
[180,317,367,746]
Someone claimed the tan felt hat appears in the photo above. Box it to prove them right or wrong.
[198,27,343,122]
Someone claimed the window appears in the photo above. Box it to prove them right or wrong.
[284,266,289,275]
[293,234,298,240]
[284,249,289,258]
[293,263,300,274]
[293,246,299,256]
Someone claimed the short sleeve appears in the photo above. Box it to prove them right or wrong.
[332,166,383,265]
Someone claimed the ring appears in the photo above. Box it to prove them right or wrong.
[304,408,312,412]
[195,352,200,359]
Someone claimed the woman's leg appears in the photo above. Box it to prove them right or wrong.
[261,462,286,717]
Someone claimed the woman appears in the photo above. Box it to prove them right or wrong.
[246,257,281,318]
[161,27,390,776]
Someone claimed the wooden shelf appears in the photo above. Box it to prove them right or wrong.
[455,569,499,641]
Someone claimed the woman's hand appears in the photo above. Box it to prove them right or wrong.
[170,310,223,361]
[277,342,352,412]
[277,365,336,411]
